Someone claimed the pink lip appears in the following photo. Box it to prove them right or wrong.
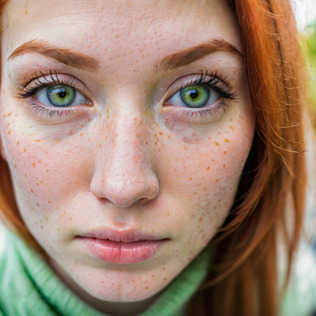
[77,228,169,264]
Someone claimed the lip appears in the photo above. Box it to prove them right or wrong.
[77,228,169,264]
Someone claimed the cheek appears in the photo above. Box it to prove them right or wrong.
[1,125,92,212]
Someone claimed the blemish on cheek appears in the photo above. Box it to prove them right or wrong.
[35,139,41,142]
[17,141,20,145]
[32,163,35,167]
[223,164,226,168]
[214,141,219,146]
[206,166,210,170]
[224,138,230,143]
[189,177,192,181]
[216,179,219,183]
[223,151,227,155]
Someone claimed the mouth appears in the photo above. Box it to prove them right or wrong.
[76,228,169,264]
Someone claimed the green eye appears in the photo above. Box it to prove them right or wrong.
[180,85,210,108]
[46,84,76,107]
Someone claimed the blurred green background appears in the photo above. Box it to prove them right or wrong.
[304,20,316,109]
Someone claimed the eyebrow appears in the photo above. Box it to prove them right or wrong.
[8,38,242,74]
[159,38,243,72]
[8,39,98,72]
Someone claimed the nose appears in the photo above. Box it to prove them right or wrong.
[90,113,160,208]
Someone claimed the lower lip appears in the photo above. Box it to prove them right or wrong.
[81,238,167,264]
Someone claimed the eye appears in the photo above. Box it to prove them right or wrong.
[35,84,88,107]
[167,84,220,109]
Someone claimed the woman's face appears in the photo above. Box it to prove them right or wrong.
[0,0,254,306]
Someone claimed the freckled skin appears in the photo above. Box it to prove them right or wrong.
[0,0,254,314]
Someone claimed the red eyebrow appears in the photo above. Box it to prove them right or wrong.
[8,39,98,72]
[159,38,243,71]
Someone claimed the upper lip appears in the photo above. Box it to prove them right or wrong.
[77,228,167,243]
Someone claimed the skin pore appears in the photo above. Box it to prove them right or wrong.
[0,0,255,315]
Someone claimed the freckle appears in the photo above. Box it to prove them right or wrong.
[80,133,83,137]
[224,138,230,143]
[99,144,101,147]
[57,228,60,232]
[199,217,203,222]
[189,177,192,181]
[7,112,11,116]
[223,164,226,168]
[145,287,149,290]
[206,166,210,170]
[194,192,197,195]
[162,267,166,271]
[17,141,20,145]
[24,149,27,152]
[215,141,219,146]
[223,151,227,154]
[32,163,36,167]
[8,130,11,134]
[155,141,158,145]
[35,139,41,142]
[159,132,163,136]
[191,214,196,218]
[48,201,51,204]
[46,169,50,173]
[145,141,148,145]
[151,275,155,278]
[68,217,72,221]
[230,125,234,130]
[36,203,40,207]
[216,179,219,183]
[163,277,167,281]
[201,234,206,240]
[30,189,34,193]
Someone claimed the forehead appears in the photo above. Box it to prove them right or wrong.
[2,0,242,59]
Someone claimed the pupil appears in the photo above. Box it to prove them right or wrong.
[189,90,198,99]
[58,90,67,98]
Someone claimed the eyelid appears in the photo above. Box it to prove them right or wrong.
[164,72,230,100]
[20,71,93,100]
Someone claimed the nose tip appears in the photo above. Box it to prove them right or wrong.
[101,176,159,208]
[90,163,160,208]
[90,172,160,208]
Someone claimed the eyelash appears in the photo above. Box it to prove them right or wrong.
[184,71,236,100]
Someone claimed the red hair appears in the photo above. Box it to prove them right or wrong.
[0,0,308,315]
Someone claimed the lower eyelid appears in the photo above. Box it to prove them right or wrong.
[162,101,229,125]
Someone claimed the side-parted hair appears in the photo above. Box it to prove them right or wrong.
[0,1,308,316]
